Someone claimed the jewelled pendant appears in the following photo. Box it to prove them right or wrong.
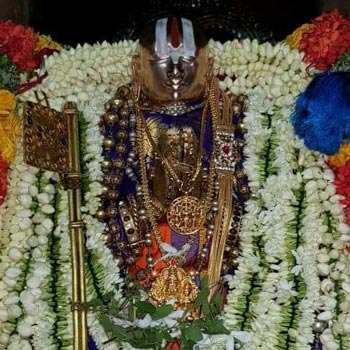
[166,196,205,235]
[149,259,198,307]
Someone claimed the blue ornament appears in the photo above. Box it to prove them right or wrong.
[291,72,350,155]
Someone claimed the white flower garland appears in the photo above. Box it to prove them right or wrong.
[0,37,345,350]
[0,145,39,350]
[0,143,62,350]
[52,188,73,349]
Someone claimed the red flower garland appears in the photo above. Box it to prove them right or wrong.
[330,159,350,225]
[0,158,8,208]
[300,10,350,71]
[0,20,38,71]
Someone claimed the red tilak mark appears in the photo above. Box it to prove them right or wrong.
[170,17,180,48]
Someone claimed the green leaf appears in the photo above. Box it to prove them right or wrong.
[200,275,209,289]
[202,302,211,317]
[160,330,173,341]
[84,298,104,307]
[180,331,193,350]
[98,314,114,333]
[85,291,114,308]
[194,288,208,309]
[135,301,157,315]
[204,318,230,335]
[130,328,162,349]
[152,304,173,320]
[111,325,129,340]
[184,326,203,342]
[212,291,223,314]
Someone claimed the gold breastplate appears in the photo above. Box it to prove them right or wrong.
[150,124,204,211]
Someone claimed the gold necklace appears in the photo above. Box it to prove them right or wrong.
[135,79,218,238]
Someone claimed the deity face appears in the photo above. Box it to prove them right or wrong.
[132,17,212,105]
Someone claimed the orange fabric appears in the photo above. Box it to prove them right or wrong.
[129,222,172,276]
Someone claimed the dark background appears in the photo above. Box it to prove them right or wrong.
[0,0,349,45]
[28,0,319,44]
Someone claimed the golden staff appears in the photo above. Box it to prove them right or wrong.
[23,100,87,350]
[64,102,88,350]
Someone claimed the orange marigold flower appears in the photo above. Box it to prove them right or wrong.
[0,112,21,163]
[286,23,314,50]
[0,90,20,164]
[35,34,62,52]
[0,89,16,115]
[328,143,350,167]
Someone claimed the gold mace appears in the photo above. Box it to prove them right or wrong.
[23,100,87,350]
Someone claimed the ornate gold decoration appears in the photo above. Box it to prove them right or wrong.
[167,196,205,235]
[144,117,161,157]
[207,83,236,300]
[150,261,198,307]
[23,101,87,350]
[60,173,82,190]
[141,100,208,195]
[134,78,218,258]
[23,101,68,172]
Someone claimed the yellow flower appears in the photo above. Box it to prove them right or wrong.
[285,23,313,50]
[0,112,21,163]
[0,90,20,163]
[35,34,62,52]
[328,143,350,167]
[0,90,16,116]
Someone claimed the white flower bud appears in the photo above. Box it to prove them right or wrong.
[8,340,21,350]
[32,247,43,259]
[11,231,27,243]
[19,217,32,230]
[317,310,333,321]
[5,267,21,279]
[19,195,33,208]
[27,276,42,289]
[321,279,334,293]
[41,218,53,230]
[17,321,33,337]
[37,193,50,204]
[41,204,55,214]
[37,235,48,245]
[340,301,350,312]
[338,223,350,234]
[28,185,38,197]
[26,236,38,247]
[43,184,55,195]
[8,304,22,318]
[3,292,19,305]
[0,308,9,322]
[0,333,9,345]
[3,276,17,287]
[35,225,47,235]
[17,209,32,218]
[317,253,330,263]
[317,263,330,276]
[329,250,340,260]
[8,247,22,261]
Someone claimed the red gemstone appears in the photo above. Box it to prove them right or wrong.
[222,145,230,154]
[170,258,177,266]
